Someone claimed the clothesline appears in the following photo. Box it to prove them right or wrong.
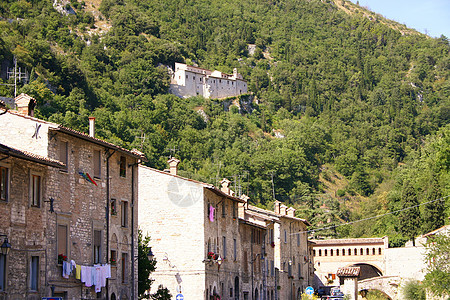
[62,260,111,293]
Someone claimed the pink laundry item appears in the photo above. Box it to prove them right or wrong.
[209,205,215,222]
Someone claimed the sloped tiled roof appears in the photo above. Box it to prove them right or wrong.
[311,237,385,246]
[0,143,65,168]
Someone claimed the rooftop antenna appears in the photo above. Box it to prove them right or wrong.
[6,56,29,98]
[166,145,179,159]
[135,132,146,151]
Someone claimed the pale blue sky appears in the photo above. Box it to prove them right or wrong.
[349,0,450,38]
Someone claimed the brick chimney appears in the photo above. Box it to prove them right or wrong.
[287,207,296,217]
[220,178,231,195]
[280,204,287,215]
[168,157,180,175]
[15,93,36,117]
[89,117,95,137]
[274,200,281,214]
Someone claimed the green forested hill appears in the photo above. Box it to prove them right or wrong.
[0,0,448,244]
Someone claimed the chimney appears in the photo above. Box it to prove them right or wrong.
[220,178,231,195]
[274,200,281,214]
[89,117,95,137]
[15,93,36,117]
[287,207,296,217]
[168,157,180,175]
[240,194,249,209]
[280,204,287,216]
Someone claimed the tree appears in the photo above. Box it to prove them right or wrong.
[423,234,450,298]
[398,180,421,246]
[138,230,171,299]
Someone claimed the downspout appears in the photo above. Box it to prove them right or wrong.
[105,149,115,300]
[129,158,141,300]
[251,230,254,300]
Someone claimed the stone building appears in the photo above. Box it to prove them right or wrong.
[0,94,144,299]
[169,63,248,99]
[139,160,313,300]
[311,237,389,287]
[138,162,245,299]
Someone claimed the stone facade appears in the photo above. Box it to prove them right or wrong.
[0,97,143,300]
[169,63,248,99]
[138,164,313,300]
[311,237,388,287]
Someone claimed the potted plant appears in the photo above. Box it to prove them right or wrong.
[110,257,116,265]
[207,252,215,260]
[58,254,67,265]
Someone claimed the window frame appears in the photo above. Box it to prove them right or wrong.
[0,253,6,291]
[93,149,101,179]
[30,171,42,207]
[121,200,128,228]
[119,156,126,178]
[0,165,9,202]
[121,252,128,283]
[93,230,102,264]
[29,255,39,291]
[57,224,69,261]
[59,140,68,172]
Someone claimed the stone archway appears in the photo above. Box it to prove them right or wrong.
[348,263,383,282]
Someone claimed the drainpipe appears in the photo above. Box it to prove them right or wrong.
[129,158,141,300]
[105,149,115,300]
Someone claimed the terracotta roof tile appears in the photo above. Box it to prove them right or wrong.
[0,143,65,168]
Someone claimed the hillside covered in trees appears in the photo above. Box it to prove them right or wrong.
[0,0,448,245]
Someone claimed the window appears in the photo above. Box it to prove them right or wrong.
[57,224,68,258]
[270,229,274,244]
[313,250,316,256]
[342,249,345,256]
[0,254,5,291]
[330,249,333,256]
[360,248,364,255]
[318,250,322,256]
[232,202,237,219]
[121,253,128,283]
[336,249,339,256]
[111,199,117,216]
[366,248,369,255]
[284,230,287,243]
[348,249,351,256]
[94,230,102,264]
[324,249,327,256]
[0,166,8,201]
[223,236,227,259]
[222,202,226,217]
[233,239,237,261]
[121,201,128,227]
[59,140,68,171]
[110,250,117,265]
[119,156,126,177]
[354,248,357,255]
[31,174,41,207]
[30,256,39,291]
[372,248,375,255]
[271,260,274,276]
[297,233,300,246]
[93,150,101,178]
[243,251,248,273]
[378,248,382,255]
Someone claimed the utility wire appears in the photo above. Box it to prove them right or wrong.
[292,195,449,235]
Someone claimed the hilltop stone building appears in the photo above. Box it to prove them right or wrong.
[169,63,248,99]
[138,159,313,300]
[0,94,144,299]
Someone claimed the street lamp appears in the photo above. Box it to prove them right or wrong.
[0,235,11,255]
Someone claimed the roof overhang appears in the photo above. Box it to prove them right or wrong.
[50,126,147,161]
[0,144,65,168]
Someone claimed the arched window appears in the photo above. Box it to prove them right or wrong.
[354,248,357,255]
[342,249,345,256]
[330,249,334,256]
[336,249,339,256]
[372,248,375,255]
[348,249,351,256]
[318,249,322,256]
[360,248,363,255]
[324,249,327,256]
[378,248,382,255]
[366,248,369,255]
[313,250,316,256]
